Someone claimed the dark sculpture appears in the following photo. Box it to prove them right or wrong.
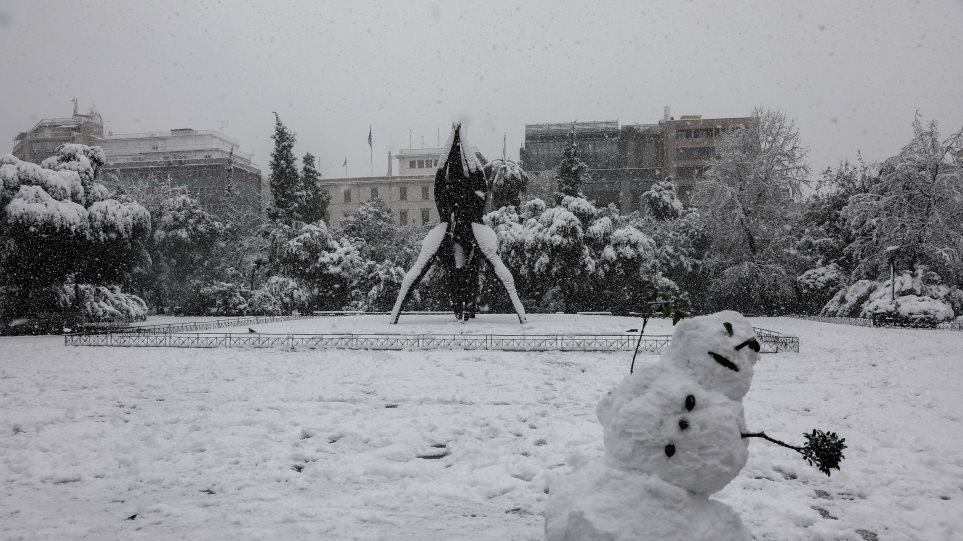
[390,123,526,324]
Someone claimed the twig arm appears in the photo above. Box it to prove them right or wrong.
[741,431,804,453]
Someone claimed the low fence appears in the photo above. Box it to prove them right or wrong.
[790,314,962,331]
[753,327,801,353]
[65,326,798,354]
[112,314,320,334]
[66,332,672,352]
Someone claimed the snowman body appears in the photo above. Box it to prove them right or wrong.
[546,311,759,541]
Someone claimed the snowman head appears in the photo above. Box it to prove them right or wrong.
[602,371,748,495]
[662,311,759,401]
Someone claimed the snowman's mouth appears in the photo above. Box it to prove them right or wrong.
[708,351,739,372]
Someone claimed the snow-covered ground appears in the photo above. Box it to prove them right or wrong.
[220,313,678,336]
[2,317,962,540]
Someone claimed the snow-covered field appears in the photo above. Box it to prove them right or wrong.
[219,313,678,336]
[2,316,962,540]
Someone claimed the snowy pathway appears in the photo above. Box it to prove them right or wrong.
[2,318,961,540]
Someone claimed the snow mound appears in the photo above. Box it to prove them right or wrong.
[545,460,751,541]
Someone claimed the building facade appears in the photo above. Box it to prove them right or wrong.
[320,174,439,227]
[97,129,263,218]
[10,105,263,219]
[12,107,105,163]
[518,111,752,210]
[320,147,443,227]
[660,115,751,201]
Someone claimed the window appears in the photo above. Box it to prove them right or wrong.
[399,186,407,201]
[417,160,424,168]
[421,185,430,200]
[409,160,416,168]
[343,189,351,203]
[371,187,379,200]
[421,208,431,224]
[676,166,708,178]
[399,210,408,225]
[676,147,715,160]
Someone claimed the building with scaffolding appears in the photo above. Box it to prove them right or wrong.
[518,110,752,210]
[12,103,105,163]
[10,104,264,220]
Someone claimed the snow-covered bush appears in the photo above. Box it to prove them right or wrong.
[822,267,962,325]
[191,280,251,316]
[265,220,366,311]
[483,195,689,317]
[59,284,148,322]
[821,279,878,318]
[0,145,150,329]
[484,158,529,209]
[251,276,308,315]
[641,179,684,220]
[350,260,407,312]
[796,264,846,313]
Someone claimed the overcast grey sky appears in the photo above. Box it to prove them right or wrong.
[1,0,962,179]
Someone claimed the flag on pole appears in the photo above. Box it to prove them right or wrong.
[368,125,372,148]
[342,156,347,167]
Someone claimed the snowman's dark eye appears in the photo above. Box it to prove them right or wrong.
[685,395,695,411]
[723,322,733,336]
[678,419,689,430]
[664,443,676,457]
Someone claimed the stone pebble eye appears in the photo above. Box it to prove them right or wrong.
[664,443,676,457]
[678,419,689,430]
[723,322,733,336]
[685,395,695,411]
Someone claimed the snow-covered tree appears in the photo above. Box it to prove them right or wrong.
[148,189,225,312]
[350,260,407,312]
[267,113,305,224]
[843,116,963,282]
[300,152,331,224]
[554,126,590,200]
[484,196,689,317]
[484,158,529,209]
[337,199,421,266]
[692,108,810,314]
[249,275,309,315]
[641,178,684,220]
[265,221,366,310]
[695,107,809,257]
[0,144,150,327]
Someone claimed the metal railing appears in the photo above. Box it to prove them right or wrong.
[98,314,320,335]
[66,332,672,352]
[752,327,801,353]
[789,314,962,331]
[65,326,797,353]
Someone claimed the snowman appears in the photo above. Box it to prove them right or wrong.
[545,311,845,541]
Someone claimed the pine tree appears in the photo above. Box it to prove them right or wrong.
[300,152,331,224]
[554,126,590,200]
[267,113,303,224]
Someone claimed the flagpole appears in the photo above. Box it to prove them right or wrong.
[369,124,373,177]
